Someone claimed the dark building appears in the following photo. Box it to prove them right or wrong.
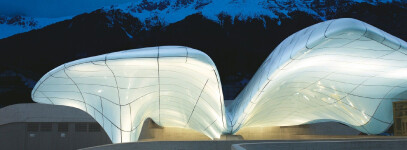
[0,104,111,150]
[393,101,407,136]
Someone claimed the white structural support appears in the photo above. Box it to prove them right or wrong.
[32,18,407,143]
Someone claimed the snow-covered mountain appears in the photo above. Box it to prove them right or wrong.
[0,15,71,39]
[106,0,403,27]
[0,0,406,106]
[1,0,405,39]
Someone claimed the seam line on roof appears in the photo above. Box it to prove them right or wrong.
[100,96,104,129]
[158,46,161,124]
[203,119,218,132]
[63,66,88,113]
[185,47,188,63]
[105,55,123,143]
[323,19,335,38]
[40,91,54,105]
[185,79,209,127]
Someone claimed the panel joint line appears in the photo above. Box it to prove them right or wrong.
[185,79,209,127]
[105,56,123,143]
[157,46,161,124]
[63,66,88,112]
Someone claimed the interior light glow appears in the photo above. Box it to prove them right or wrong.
[32,19,407,143]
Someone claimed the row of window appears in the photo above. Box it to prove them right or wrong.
[26,122,101,132]
[27,123,52,132]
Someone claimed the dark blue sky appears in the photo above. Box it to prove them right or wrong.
[0,0,134,18]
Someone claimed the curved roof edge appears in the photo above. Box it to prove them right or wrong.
[31,46,218,98]
[228,18,407,134]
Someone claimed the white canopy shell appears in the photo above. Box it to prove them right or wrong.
[32,18,407,143]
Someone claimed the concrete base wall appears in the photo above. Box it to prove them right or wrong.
[139,119,211,141]
[232,138,407,150]
[81,141,270,150]
[0,123,26,150]
[0,122,111,150]
[236,122,361,140]
[138,120,361,141]
[81,138,407,150]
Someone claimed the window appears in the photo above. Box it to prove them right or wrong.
[40,123,52,132]
[75,123,87,132]
[58,123,69,132]
[27,123,39,132]
[88,123,101,132]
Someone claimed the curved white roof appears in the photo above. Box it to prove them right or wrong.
[32,46,226,143]
[32,18,407,143]
[228,18,407,134]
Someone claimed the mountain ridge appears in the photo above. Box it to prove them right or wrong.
[1,1,407,106]
[0,15,70,39]
[1,0,406,39]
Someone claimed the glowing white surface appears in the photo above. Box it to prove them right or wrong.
[227,18,407,135]
[32,18,407,143]
[32,46,227,143]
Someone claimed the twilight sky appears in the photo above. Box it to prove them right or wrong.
[0,0,134,18]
